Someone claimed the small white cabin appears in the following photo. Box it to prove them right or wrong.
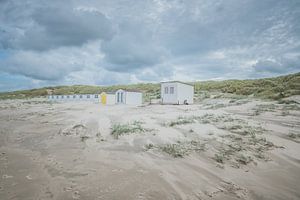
[161,81,194,105]
[115,89,142,105]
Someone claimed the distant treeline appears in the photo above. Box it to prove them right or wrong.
[0,72,299,100]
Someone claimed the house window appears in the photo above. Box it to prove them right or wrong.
[56,96,59,99]
[67,95,69,98]
[87,95,90,98]
[73,95,76,98]
[95,95,98,98]
[170,87,174,94]
[80,95,82,98]
[61,96,64,99]
[164,87,168,94]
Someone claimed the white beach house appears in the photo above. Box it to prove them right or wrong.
[161,81,194,105]
[115,89,143,105]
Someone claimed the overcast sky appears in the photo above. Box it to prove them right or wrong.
[0,0,299,91]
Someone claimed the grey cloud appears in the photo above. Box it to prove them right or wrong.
[101,20,167,72]
[159,0,300,57]
[0,0,114,51]
[253,55,300,74]
[0,51,81,80]
[252,60,284,73]
[0,41,103,80]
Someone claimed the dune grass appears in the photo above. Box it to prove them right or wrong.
[111,121,150,139]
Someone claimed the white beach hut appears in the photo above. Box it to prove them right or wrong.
[115,89,143,105]
[161,81,194,105]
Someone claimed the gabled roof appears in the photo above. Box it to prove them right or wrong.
[160,81,194,87]
[116,88,143,93]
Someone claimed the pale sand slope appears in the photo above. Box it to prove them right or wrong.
[0,97,299,200]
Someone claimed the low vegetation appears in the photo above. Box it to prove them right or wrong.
[287,132,300,143]
[59,124,87,136]
[167,116,197,127]
[211,115,280,167]
[165,113,281,167]
[80,135,89,142]
[214,153,225,164]
[194,72,300,100]
[159,143,189,158]
[111,121,151,139]
[252,102,300,116]
[145,140,206,158]
[288,132,300,139]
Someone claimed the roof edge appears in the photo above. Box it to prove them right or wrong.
[160,81,194,87]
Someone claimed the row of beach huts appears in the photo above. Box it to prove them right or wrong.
[48,81,194,106]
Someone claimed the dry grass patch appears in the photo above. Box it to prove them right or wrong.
[111,121,152,139]
[145,140,206,158]
[167,116,198,127]
[286,132,300,143]
[59,124,87,136]
[191,113,280,167]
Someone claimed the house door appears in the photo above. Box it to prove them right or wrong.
[117,92,124,103]
[120,92,123,103]
[101,93,107,104]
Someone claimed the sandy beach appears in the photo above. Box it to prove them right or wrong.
[0,97,300,200]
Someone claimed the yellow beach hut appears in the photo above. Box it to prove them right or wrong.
[100,92,115,105]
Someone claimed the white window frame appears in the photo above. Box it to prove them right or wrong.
[164,87,168,94]
[170,87,174,94]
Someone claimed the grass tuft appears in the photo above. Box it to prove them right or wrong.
[111,121,150,139]
[158,140,206,158]
[168,116,196,127]
[214,153,225,164]
[80,135,89,142]
[160,144,187,158]
[235,154,253,165]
